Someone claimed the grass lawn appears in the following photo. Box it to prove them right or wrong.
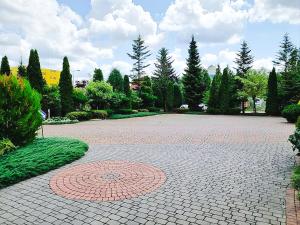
[109,112,160,119]
[0,137,88,189]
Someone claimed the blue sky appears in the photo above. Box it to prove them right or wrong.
[0,0,299,79]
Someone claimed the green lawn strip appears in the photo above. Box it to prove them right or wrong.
[292,165,300,199]
[0,137,88,189]
[109,112,160,119]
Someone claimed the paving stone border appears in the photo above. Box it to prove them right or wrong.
[50,160,166,201]
[286,157,300,225]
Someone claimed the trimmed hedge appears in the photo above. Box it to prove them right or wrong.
[109,112,159,119]
[0,137,88,189]
[115,109,135,114]
[66,111,91,121]
[282,104,300,123]
[43,117,79,125]
[174,108,189,114]
[91,110,108,119]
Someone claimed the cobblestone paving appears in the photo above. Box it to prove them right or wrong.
[0,115,296,224]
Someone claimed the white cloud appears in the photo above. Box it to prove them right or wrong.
[88,0,162,46]
[159,0,248,44]
[249,0,300,24]
[253,57,274,71]
[170,48,186,76]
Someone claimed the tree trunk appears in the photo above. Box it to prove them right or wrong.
[242,101,245,114]
[252,96,256,113]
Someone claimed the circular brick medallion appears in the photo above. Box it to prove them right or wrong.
[50,161,166,201]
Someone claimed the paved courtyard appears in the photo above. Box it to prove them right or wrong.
[0,114,296,225]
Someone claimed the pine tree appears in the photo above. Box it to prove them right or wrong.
[27,49,45,93]
[153,48,177,112]
[107,69,124,92]
[208,65,222,110]
[59,56,73,115]
[93,68,103,82]
[182,36,205,110]
[234,41,254,113]
[281,48,300,104]
[219,67,231,113]
[173,83,183,108]
[17,61,27,77]
[273,33,294,73]
[123,75,131,96]
[234,41,254,76]
[127,35,151,82]
[0,56,10,75]
[265,67,279,115]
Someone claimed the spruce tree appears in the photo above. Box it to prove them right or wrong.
[17,61,27,77]
[208,65,222,110]
[107,69,124,92]
[166,82,174,111]
[140,76,156,108]
[273,33,294,73]
[59,57,73,115]
[127,35,151,82]
[219,67,231,113]
[266,67,279,115]
[27,49,45,93]
[234,41,254,113]
[93,68,104,82]
[182,36,205,110]
[153,48,177,112]
[123,75,131,96]
[173,83,183,108]
[0,56,10,75]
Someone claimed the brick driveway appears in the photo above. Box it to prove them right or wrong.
[0,114,296,225]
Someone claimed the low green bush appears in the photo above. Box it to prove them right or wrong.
[66,111,91,121]
[109,112,159,119]
[0,139,16,157]
[115,109,135,114]
[292,166,300,190]
[282,104,300,123]
[289,128,300,153]
[148,107,161,112]
[174,108,189,114]
[138,109,149,112]
[43,117,79,125]
[90,110,108,119]
[106,109,114,116]
[296,116,300,128]
[0,137,88,189]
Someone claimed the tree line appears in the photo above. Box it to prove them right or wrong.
[0,33,299,116]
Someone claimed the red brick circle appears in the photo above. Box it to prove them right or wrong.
[50,161,166,201]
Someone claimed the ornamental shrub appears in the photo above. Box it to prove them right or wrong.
[115,109,135,114]
[296,116,300,128]
[0,138,16,156]
[90,110,108,119]
[289,129,300,153]
[0,75,42,146]
[282,104,300,123]
[43,117,78,125]
[66,111,91,121]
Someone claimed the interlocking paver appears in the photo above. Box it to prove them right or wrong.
[0,115,295,224]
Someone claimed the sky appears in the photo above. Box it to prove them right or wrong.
[0,0,299,80]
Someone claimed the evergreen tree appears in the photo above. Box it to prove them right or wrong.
[140,76,156,108]
[0,56,10,75]
[127,35,151,82]
[281,48,300,104]
[234,41,254,76]
[234,41,254,114]
[93,68,104,82]
[107,69,124,92]
[17,61,27,77]
[166,82,174,111]
[273,33,294,73]
[182,36,205,110]
[173,83,183,108]
[266,67,279,115]
[59,57,73,115]
[27,49,45,93]
[208,65,222,110]
[123,75,131,96]
[153,48,177,112]
[219,67,231,113]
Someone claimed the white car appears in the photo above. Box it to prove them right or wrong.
[180,104,189,109]
[198,103,208,111]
